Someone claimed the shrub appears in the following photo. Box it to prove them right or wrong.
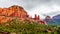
[0,19,59,34]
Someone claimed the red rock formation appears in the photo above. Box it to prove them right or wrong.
[34,14,37,20]
[0,5,28,23]
[0,5,46,25]
[9,5,27,19]
[34,14,40,22]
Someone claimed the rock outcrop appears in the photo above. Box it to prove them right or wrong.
[0,5,28,23]
[0,5,46,25]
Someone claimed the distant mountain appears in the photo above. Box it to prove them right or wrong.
[52,14,60,19]
[44,16,51,22]
[52,14,60,25]
[44,16,56,25]
[44,14,60,25]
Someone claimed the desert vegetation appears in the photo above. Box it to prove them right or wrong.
[0,18,59,34]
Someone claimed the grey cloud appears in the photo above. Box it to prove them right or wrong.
[12,0,60,10]
[42,11,60,17]
[0,0,60,11]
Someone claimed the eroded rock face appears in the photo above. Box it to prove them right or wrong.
[0,5,28,23]
[0,5,46,25]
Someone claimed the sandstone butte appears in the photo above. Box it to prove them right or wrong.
[0,5,47,25]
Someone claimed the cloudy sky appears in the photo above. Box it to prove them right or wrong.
[0,0,60,19]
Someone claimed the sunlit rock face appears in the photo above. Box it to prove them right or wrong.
[0,16,14,24]
[0,5,28,23]
[9,5,27,18]
[0,5,27,18]
[0,5,46,25]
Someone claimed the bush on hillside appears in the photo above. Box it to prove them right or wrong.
[0,19,59,34]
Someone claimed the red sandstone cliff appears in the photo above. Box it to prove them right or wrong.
[0,5,28,23]
[0,5,46,25]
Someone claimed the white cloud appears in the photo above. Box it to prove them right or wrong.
[0,0,60,19]
[28,4,60,19]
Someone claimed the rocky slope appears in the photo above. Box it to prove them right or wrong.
[0,5,27,23]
